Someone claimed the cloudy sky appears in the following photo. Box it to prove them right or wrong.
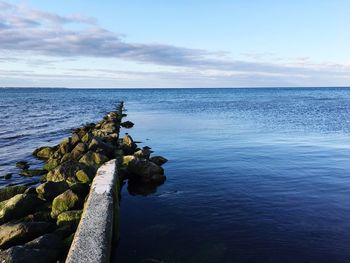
[1,0,350,88]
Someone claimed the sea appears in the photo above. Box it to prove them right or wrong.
[1,88,350,263]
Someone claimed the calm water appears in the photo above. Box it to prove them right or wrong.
[1,88,350,262]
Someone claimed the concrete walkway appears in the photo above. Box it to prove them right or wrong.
[66,159,119,263]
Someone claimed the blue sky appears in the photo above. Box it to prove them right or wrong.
[1,0,350,87]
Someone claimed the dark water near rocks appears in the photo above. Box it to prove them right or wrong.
[2,88,350,262]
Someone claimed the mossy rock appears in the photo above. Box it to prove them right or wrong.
[75,170,92,183]
[15,161,29,170]
[121,134,137,154]
[36,181,69,200]
[0,221,53,249]
[33,146,56,159]
[43,158,60,171]
[122,155,135,167]
[51,190,83,219]
[71,133,81,146]
[58,138,74,155]
[79,151,109,167]
[81,132,93,144]
[88,138,115,158]
[0,194,43,224]
[57,210,82,227]
[46,160,89,184]
[70,142,87,160]
[0,186,27,202]
[20,169,46,177]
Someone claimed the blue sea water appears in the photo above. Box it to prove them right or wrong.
[1,88,350,262]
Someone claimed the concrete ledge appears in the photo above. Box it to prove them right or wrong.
[66,159,118,263]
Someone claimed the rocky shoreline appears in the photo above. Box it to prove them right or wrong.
[0,102,167,262]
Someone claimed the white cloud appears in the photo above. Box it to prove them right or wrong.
[0,0,349,87]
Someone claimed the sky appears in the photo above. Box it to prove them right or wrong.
[1,0,350,88]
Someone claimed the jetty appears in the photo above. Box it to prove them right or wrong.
[0,102,167,262]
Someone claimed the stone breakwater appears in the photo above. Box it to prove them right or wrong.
[0,102,167,263]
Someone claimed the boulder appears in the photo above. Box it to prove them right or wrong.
[20,169,46,177]
[36,181,69,200]
[26,233,64,250]
[75,169,93,183]
[58,138,74,155]
[33,146,56,159]
[121,120,134,128]
[121,134,137,154]
[149,156,168,166]
[43,158,60,171]
[60,153,72,163]
[15,161,29,170]
[0,186,27,202]
[0,173,12,180]
[70,142,87,160]
[46,160,88,183]
[81,132,93,144]
[0,246,60,263]
[70,183,90,198]
[71,133,81,146]
[0,194,43,224]
[57,210,82,227]
[126,157,166,184]
[51,190,83,219]
[79,151,109,167]
[134,147,153,159]
[0,221,52,248]
[88,138,115,158]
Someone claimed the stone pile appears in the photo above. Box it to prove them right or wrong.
[0,101,168,262]
[0,103,124,262]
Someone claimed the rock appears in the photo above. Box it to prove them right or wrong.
[121,120,134,128]
[126,157,166,184]
[57,210,82,227]
[71,133,81,146]
[134,147,153,159]
[21,210,52,223]
[88,138,115,158]
[51,190,83,219]
[60,153,72,163]
[46,160,88,183]
[43,158,60,171]
[149,156,168,166]
[33,146,56,159]
[24,187,36,195]
[15,161,29,170]
[75,169,92,183]
[79,151,109,167]
[123,155,136,167]
[70,142,87,160]
[26,233,64,250]
[0,193,43,224]
[81,132,93,144]
[0,246,60,263]
[0,185,27,202]
[20,169,46,177]
[70,183,90,198]
[36,181,69,200]
[58,138,74,155]
[0,221,52,248]
[122,134,137,154]
[0,173,13,180]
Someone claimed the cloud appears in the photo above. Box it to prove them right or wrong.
[0,0,349,87]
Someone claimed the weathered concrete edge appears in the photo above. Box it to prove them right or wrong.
[66,159,118,263]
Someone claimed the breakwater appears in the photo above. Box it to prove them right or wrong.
[0,101,167,262]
